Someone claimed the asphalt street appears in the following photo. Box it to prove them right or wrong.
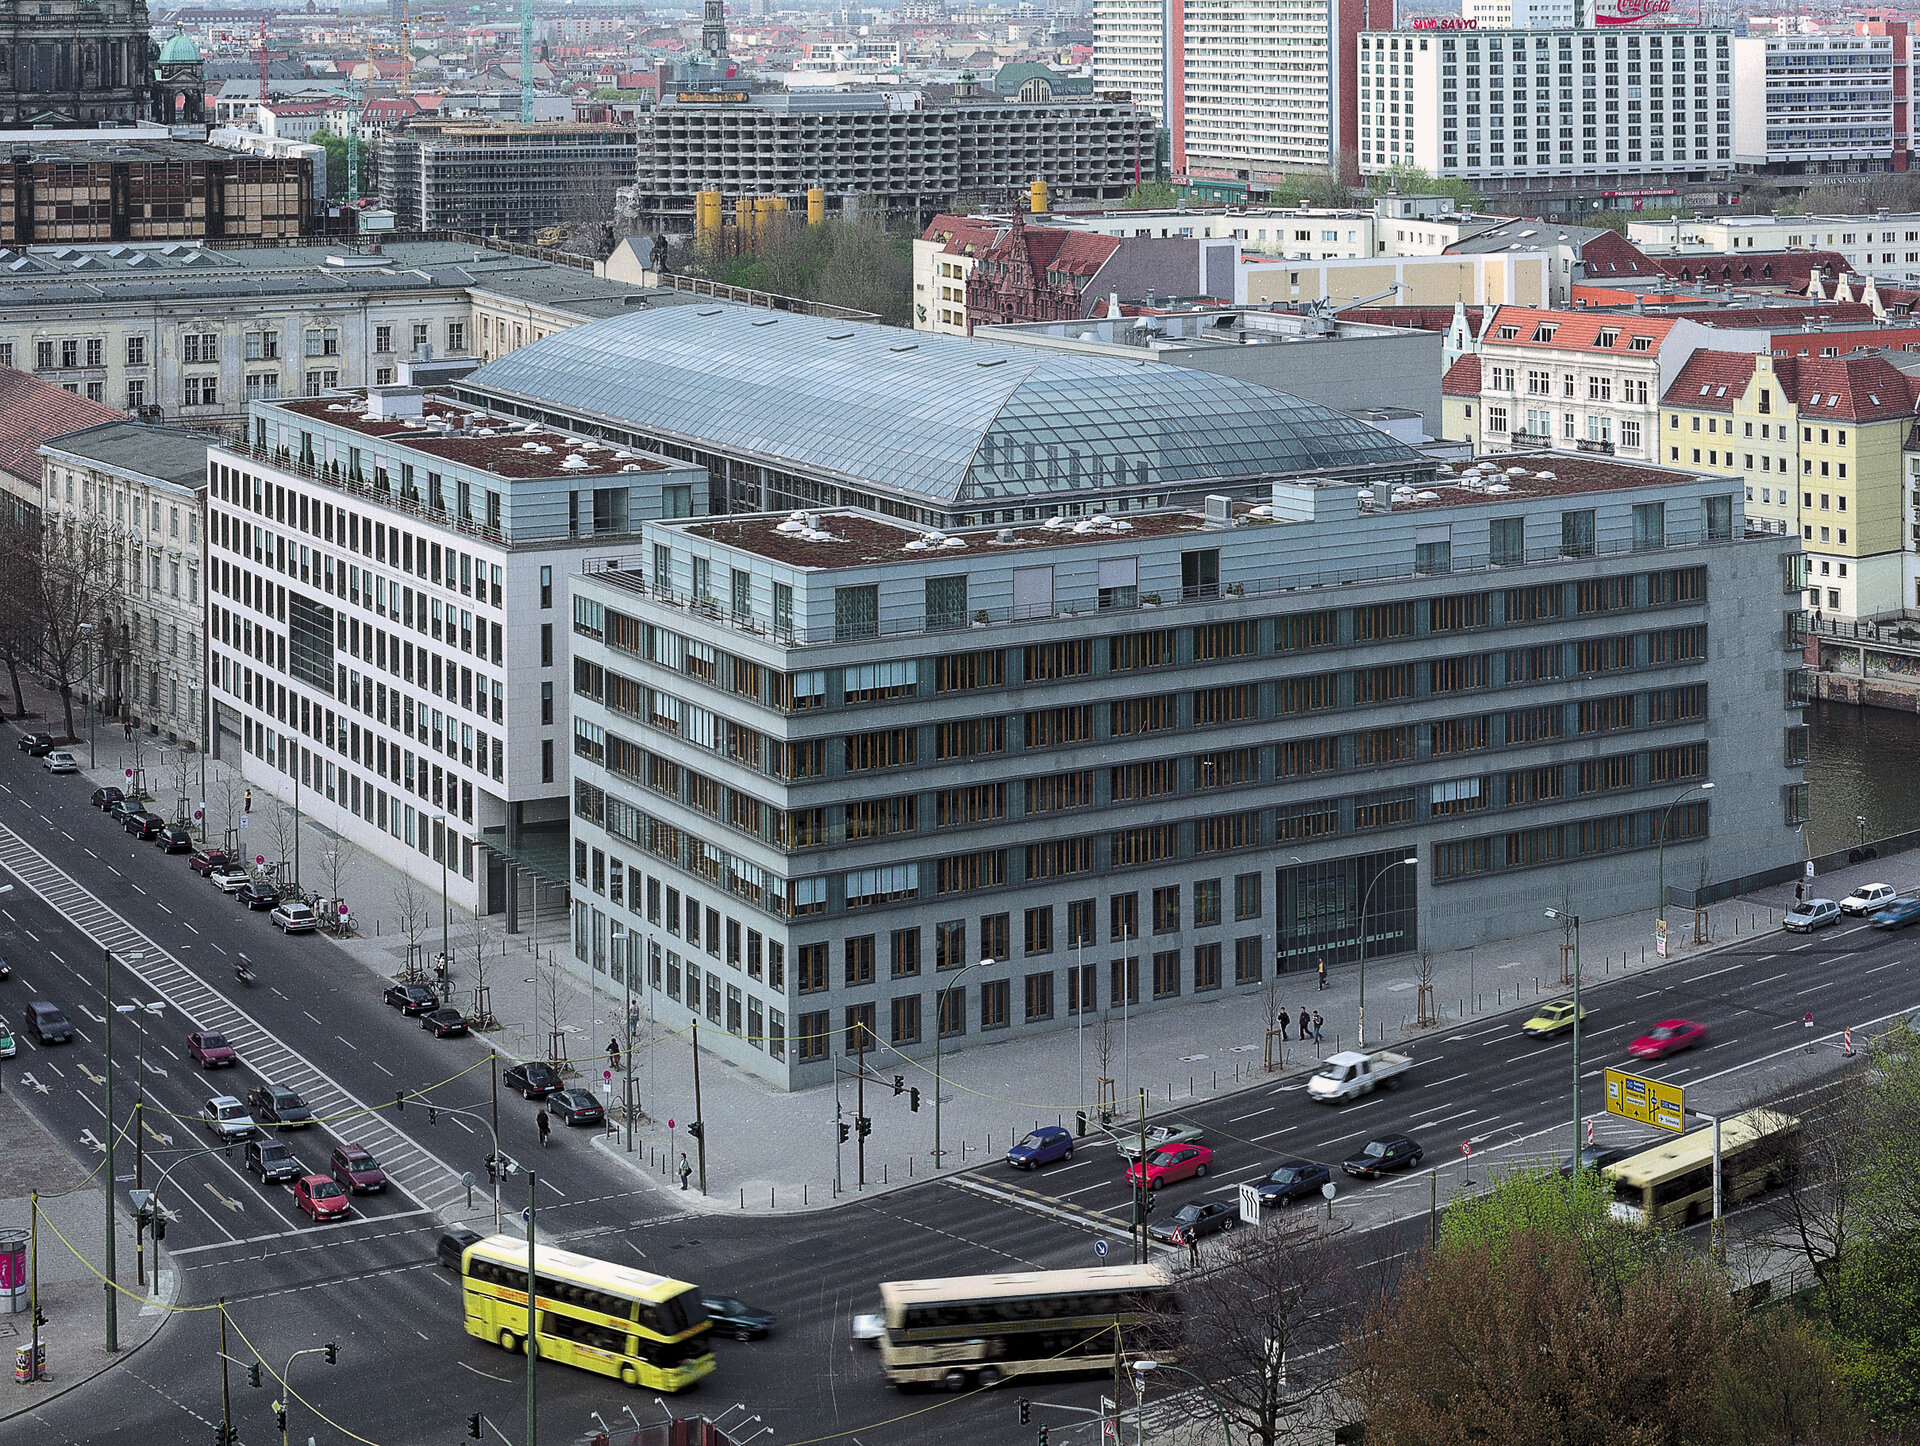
[0,737,1913,1446]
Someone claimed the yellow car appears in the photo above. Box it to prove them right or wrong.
[1522,999,1588,1037]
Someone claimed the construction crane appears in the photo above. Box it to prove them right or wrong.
[399,0,412,95]
[518,0,532,123]
[256,15,267,101]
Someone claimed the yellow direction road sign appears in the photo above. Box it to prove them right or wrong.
[1604,1067,1685,1134]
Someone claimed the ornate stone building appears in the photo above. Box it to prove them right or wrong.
[0,0,156,127]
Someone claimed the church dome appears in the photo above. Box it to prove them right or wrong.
[157,33,201,65]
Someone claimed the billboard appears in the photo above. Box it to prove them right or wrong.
[1591,0,1676,24]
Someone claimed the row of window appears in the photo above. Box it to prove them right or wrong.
[1432,798,1708,881]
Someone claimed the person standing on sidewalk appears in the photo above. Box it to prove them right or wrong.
[678,1153,693,1190]
[1312,1011,1324,1045]
[1277,1007,1291,1041]
[1185,1231,1200,1269]
[1317,956,1328,991]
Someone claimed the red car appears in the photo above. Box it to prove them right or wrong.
[1628,1019,1708,1060]
[187,1031,238,1068]
[330,1145,388,1194]
[293,1174,351,1222]
[1124,1143,1214,1190]
[188,848,231,876]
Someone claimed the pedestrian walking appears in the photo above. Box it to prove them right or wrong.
[1317,956,1328,991]
[1277,1007,1291,1041]
[1312,1011,1324,1045]
[678,1153,693,1190]
[537,1107,551,1147]
[628,1003,641,1037]
[1185,1231,1200,1269]
[1795,881,1805,902]
[607,1036,621,1072]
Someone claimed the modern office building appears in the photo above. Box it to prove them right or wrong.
[379,122,638,240]
[1731,32,1896,177]
[450,305,1801,1087]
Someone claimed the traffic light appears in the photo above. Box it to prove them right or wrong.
[274,1402,288,1431]
[1039,1427,1049,1446]
[892,1074,904,1096]
[909,1087,921,1113]
[247,1362,262,1389]
[856,1116,871,1140]
[394,1089,405,1112]
[324,1341,337,1365]
[152,1211,166,1242]
[428,1106,437,1125]
[687,1121,705,1142]
[1019,1398,1031,1425]
[468,1413,483,1440]
[836,1121,850,1144]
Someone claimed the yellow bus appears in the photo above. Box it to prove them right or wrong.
[459,1233,716,1391]
[1602,1108,1799,1230]
[878,1264,1177,1391]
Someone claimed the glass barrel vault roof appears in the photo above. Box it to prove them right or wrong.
[464,305,1417,505]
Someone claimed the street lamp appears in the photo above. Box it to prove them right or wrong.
[114,999,164,1288]
[1544,908,1582,1166]
[1354,857,1419,1049]
[932,956,995,1169]
[1131,1360,1235,1442]
[78,623,95,769]
[612,924,637,1152]
[101,946,146,1353]
[429,809,450,996]
[1654,782,1713,946]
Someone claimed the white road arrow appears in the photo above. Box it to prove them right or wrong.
[21,1072,49,1094]
[79,1128,105,1153]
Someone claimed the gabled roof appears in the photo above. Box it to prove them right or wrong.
[1441,353,1482,397]
[1652,251,1848,290]
[990,221,1119,280]
[0,367,121,488]
[924,212,1004,259]
[1675,303,1876,331]
[1778,355,1920,423]
[1480,306,1676,354]
[1577,229,1661,277]
[1659,351,1758,411]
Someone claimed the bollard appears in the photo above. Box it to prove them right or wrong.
[1212,1070,1217,1090]
[910,1156,915,1177]
[1189,1075,1194,1096]
[740,1188,745,1209]
[884,1164,889,1184]
[804,1184,808,1205]
[770,1187,775,1208]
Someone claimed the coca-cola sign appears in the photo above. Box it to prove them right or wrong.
[1593,0,1674,25]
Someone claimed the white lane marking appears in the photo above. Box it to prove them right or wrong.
[1229,1107,1271,1122]
[1867,962,1902,975]
[1420,1071,1471,1090]
[1686,963,1742,984]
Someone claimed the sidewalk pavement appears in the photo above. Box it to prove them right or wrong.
[9,676,1915,1219]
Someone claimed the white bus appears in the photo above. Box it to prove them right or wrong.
[877,1264,1177,1391]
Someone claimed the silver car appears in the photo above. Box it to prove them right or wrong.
[203,1095,255,1140]
[1114,1121,1206,1160]
[41,750,78,773]
[269,902,318,934]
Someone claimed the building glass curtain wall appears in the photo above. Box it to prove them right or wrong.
[1277,851,1418,972]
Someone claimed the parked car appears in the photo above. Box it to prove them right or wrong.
[106,796,140,821]
[42,750,78,774]
[90,786,125,810]
[1522,999,1588,1038]
[1006,1125,1074,1169]
[248,1084,314,1129]
[501,1060,562,1097]
[437,1227,483,1271]
[202,1095,255,1140]
[1560,1144,1634,1178]
[238,880,279,910]
[1783,899,1841,933]
[422,1006,468,1038]
[188,848,231,875]
[698,1295,775,1340]
[27,1002,72,1045]
[330,1146,387,1194]
[383,983,440,1017]
[293,1175,351,1222]
[1254,1158,1333,1208]
[1869,897,1920,931]
[269,902,318,934]
[1342,1135,1424,1179]
[0,1016,15,1058]
[122,811,165,840]
[187,1031,238,1068]
[1124,1143,1213,1191]
[1841,883,1898,917]
[154,826,194,853]
[244,1138,303,1183]
[1628,1019,1708,1060]
[1115,1122,1205,1160]
[548,1089,604,1126]
[1148,1199,1239,1245]
[209,864,251,894]
[17,733,54,756]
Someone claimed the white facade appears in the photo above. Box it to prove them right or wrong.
[1461,0,1575,26]
[1179,0,1338,176]
[1731,33,1894,171]
[1627,214,1920,276]
[1090,0,1170,122]
[1358,26,1733,181]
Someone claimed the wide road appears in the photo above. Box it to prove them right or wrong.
[0,738,1912,1446]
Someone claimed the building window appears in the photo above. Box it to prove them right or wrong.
[1024,972,1053,1022]
[980,978,1010,1030]
[890,994,921,1045]
[126,336,146,366]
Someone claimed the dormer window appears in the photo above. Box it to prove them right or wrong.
[1497,325,1519,340]
[1628,335,1652,351]
[1532,324,1558,342]
[1595,329,1620,348]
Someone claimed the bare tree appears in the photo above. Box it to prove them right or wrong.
[211,772,244,852]
[1743,1074,1870,1314]
[1413,949,1438,1028]
[166,747,196,825]
[261,799,300,893]
[317,841,356,935]
[391,876,431,983]
[539,948,571,1070]
[37,514,121,742]
[467,910,495,1028]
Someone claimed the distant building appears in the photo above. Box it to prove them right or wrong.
[380,122,637,240]
[0,0,155,126]
[0,366,121,524]
[1732,32,1897,177]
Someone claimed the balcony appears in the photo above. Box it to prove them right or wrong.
[1575,438,1616,455]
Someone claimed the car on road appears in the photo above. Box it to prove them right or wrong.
[501,1059,562,1097]
[437,1227,483,1272]
[1841,883,1899,917]
[1124,1143,1213,1191]
[422,1005,468,1038]
[699,1295,775,1340]
[90,786,125,810]
[187,848,230,875]
[122,811,165,840]
[548,1089,604,1126]
[1560,1144,1634,1178]
[1342,1135,1424,1179]
[269,902,318,934]
[1869,897,1920,931]
[851,1312,885,1347]
[1115,1122,1205,1160]
[238,880,278,910]
[248,1084,314,1129]
[1007,1125,1074,1169]
[383,983,440,1017]
[209,864,251,894]
[1307,1049,1415,1103]
[154,825,194,853]
[106,796,140,821]
[244,1138,302,1183]
[1254,1158,1334,1208]
[330,1146,387,1194]
[202,1095,255,1140]
[17,733,55,756]
[187,1031,238,1068]
[26,1002,71,1045]
[1628,1019,1708,1060]
[293,1175,351,1222]
[1783,898,1841,933]
[42,750,78,774]
[0,1017,14,1058]
[1148,1199,1239,1245]
[1522,999,1588,1038]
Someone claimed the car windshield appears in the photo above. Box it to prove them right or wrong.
[313,1182,345,1199]
[1271,1167,1303,1183]
[275,1092,302,1107]
[1651,1026,1680,1039]
[1146,1149,1181,1165]
[217,1104,246,1118]
[1362,1141,1388,1157]
[1018,1133,1049,1149]
[202,1035,228,1049]
[1173,1205,1205,1222]
[348,1154,378,1170]
[708,1297,745,1314]
[261,1144,289,1158]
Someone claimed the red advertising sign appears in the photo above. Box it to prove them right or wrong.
[1592,0,1674,25]
[1410,15,1477,28]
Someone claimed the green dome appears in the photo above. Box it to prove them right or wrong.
[157,33,201,65]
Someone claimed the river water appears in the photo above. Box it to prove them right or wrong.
[1807,698,1920,854]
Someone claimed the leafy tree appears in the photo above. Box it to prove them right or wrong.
[697,216,914,326]
[1364,163,1481,213]
[310,129,351,199]
[1826,1237,1920,1426]
[1121,180,1178,210]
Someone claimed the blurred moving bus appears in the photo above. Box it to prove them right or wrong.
[1603,1109,1799,1229]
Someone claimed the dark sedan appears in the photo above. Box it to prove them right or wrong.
[422,1006,468,1038]
[154,825,194,853]
[17,733,55,756]
[248,1084,315,1129]
[1560,1144,1634,1178]
[91,786,125,810]
[547,1089,603,1126]
[1255,1158,1334,1208]
[122,811,166,840]
[1870,896,1920,931]
[107,796,141,822]
[1148,1199,1239,1245]
[1342,1134,1424,1179]
[698,1295,775,1341]
[503,1060,563,1098]
[238,880,279,910]
[384,983,439,1015]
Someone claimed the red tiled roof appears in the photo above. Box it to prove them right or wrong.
[923,213,1002,257]
[1674,303,1876,331]
[1336,305,1484,333]
[1652,251,1849,290]
[0,368,121,487]
[1579,229,1661,277]
[1659,350,1758,410]
[1777,355,1920,423]
[1481,305,1677,353]
[1441,353,1482,397]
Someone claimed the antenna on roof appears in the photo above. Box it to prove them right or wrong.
[519,0,534,124]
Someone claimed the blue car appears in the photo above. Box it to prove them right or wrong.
[1006,1125,1075,1170]
[1870,896,1920,930]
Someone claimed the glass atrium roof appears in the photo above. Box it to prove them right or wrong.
[465,305,1418,505]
